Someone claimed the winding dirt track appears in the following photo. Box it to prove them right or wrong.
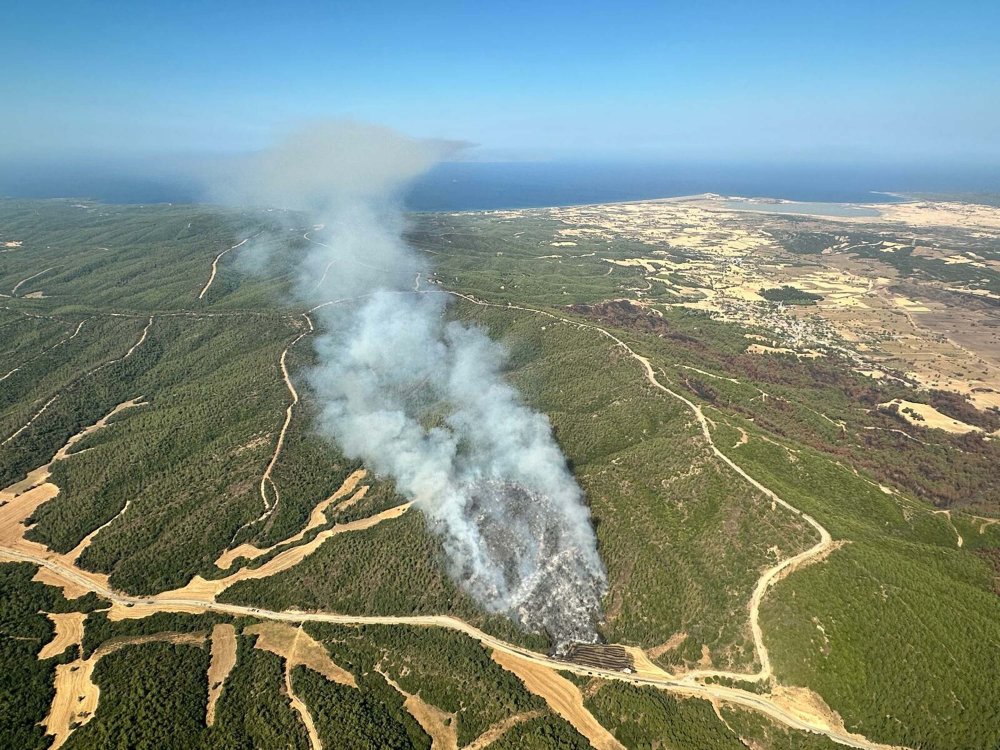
[258,341,303,513]
[12,266,56,295]
[228,314,313,543]
[0,286,895,749]
[1,395,59,446]
[65,500,131,564]
[441,291,835,685]
[123,316,153,358]
[198,238,252,299]
[0,545,900,750]
[0,317,88,383]
[85,315,154,378]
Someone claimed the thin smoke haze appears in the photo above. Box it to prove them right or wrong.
[218,121,607,646]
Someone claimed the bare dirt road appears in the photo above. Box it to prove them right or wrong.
[440,291,838,687]
[0,544,903,750]
[0,287,902,750]
[11,266,56,295]
[198,237,253,299]
[226,314,314,544]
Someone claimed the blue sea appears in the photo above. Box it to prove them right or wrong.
[1,158,997,211]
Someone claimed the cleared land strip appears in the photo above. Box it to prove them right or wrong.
[462,711,544,750]
[65,500,132,564]
[0,546,904,750]
[217,468,367,569]
[37,612,86,660]
[227,313,315,544]
[273,625,327,750]
[198,237,253,299]
[440,291,835,684]
[0,317,88,383]
[378,667,458,750]
[11,265,57,295]
[491,649,624,750]
[206,624,237,726]
[1,395,59,446]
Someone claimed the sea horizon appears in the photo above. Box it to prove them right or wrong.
[1,158,997,212]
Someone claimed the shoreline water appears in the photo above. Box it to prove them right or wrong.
[1,159,994,212]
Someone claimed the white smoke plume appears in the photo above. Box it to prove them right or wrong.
[219,121,606,646]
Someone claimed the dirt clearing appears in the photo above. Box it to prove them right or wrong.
[879,399,981,434]
[490,649,624,750]
[38,612,86,659]
[206,623,238,726]
[216,469,368,569]
[246,622,355,686]
[379,668,457,750]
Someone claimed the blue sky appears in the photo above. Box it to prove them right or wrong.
[2,0,998,163]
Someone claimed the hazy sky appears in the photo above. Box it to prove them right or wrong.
[2,0,998,163]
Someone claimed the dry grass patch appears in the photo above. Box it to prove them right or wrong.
[379,668,458,750]
[490,649,623,750]
[216,469,369,570]
[38,611,86,659]
[206,623,238,726]
[246,622,355,686]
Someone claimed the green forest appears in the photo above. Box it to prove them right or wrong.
[1,197,997,749]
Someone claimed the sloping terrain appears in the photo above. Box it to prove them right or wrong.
[1,197,998,749]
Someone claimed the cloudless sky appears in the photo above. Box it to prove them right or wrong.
[2,0,998,164]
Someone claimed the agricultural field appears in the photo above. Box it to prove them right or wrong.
[1,195,998,749]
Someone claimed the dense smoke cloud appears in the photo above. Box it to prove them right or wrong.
[222,121,606,646]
